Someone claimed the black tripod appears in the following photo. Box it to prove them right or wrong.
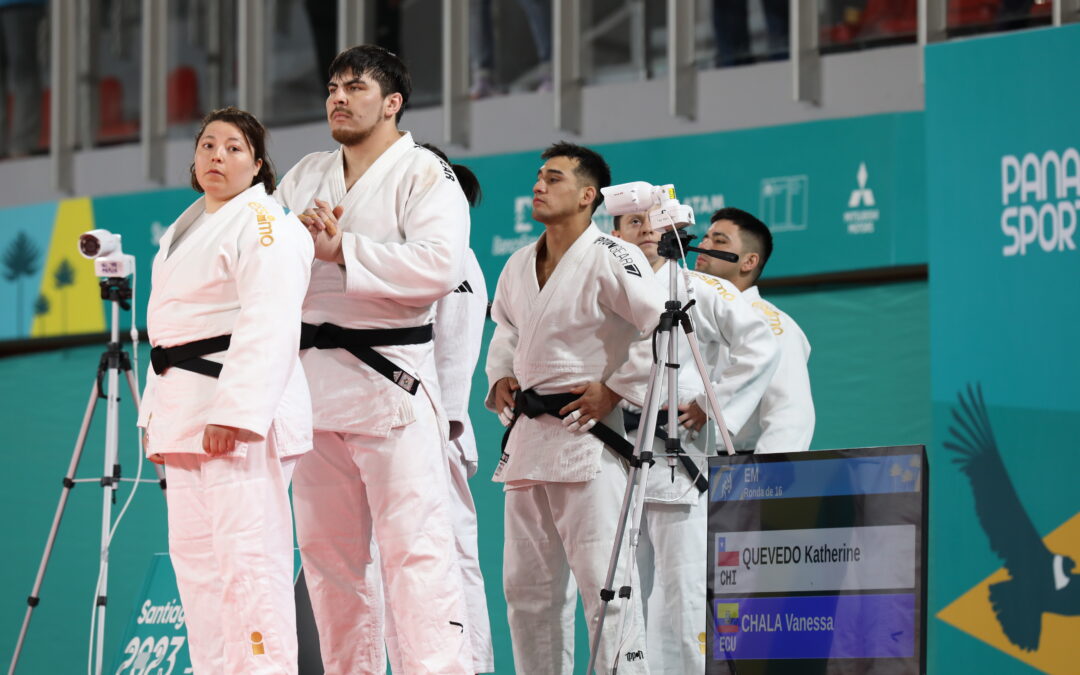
[587,230,740,674]
[8,277,165,675]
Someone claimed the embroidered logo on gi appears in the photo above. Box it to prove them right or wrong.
[250,631,265,655]
[453,280,473,293]
[625,650,645,662]
[450,620,464,633]
[593,237,643,277]
[752,300,784,336]
[246,202,276,247]
[691,272,736,301]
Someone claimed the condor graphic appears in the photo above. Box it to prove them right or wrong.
[944,384,1080,651]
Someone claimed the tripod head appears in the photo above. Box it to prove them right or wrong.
[98,277,133,311]
[657,228,740,264]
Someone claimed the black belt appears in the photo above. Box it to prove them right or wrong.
[299,322,432,395]
[500,389,649,469]
[624,409,709,493]
[150,334,231,379]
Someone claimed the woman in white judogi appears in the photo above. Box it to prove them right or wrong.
[137,108,313,674]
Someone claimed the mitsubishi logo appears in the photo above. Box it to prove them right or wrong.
[848,163,876,208]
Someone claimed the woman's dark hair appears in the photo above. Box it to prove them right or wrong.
[421,143,482,207]
[190,106,276,195]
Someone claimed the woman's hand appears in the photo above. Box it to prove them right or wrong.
[203,424,241,456]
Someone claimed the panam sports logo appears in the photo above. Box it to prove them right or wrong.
[1000,148,1079,257]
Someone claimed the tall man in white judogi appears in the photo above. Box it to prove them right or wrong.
[275,46,471,674]
[486,143,666,674]
[611,210,778,673]
[695,207,815,453]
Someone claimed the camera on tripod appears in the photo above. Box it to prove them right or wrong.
[79,229,135,278]
[601,181,695,231]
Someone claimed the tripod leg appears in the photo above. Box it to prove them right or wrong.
[7,380,101,675]
[586,331,670,675]
[684,330,738,456]
[93,335,126,675]
[608,325,685,671]
[124,369,166,490]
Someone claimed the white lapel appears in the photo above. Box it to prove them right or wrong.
[335,131,414,218]
[155,185,264,285]
[517,222,601,358]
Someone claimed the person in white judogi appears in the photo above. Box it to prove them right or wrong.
[381,144,495,673]
[611,210,778,674]
[138,108,313,674]
[696,207,815,453]
[274,46,472,674]
[428,148,496,673]
[487,143,666,674]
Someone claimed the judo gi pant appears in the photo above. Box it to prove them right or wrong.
[164,441,299,675]
[637,496,707,675]
[446,442,495,672]
[292,397,471,675]
[385,439,495,673]
[504,450,650,675]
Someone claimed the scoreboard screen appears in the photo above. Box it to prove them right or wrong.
[707,446,928,675]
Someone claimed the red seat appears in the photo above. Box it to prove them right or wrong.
[949,0,1000,26]
[167,66,200,124]
[39,88,49,149]
[98,77,138,141]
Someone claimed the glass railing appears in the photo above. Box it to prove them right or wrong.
[1,0,49,158]
[0,0,1066,163]
[166,0,238,139]
[93,0,142,146]
[262,0,329,128]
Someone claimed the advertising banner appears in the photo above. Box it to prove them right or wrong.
[925,23,1080,675]
[707,446,927,674]
[465,112,926,287]
[0,113,925,344]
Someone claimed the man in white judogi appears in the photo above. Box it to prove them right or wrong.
[611,210,778,673]
[377,146,494,673]
[695,207,815,453]
[275,46,471,674]
[431,246,494,671]
[486,143,666,674]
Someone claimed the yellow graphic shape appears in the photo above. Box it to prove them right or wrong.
[937,512,1080,674]
[31,198,105,337]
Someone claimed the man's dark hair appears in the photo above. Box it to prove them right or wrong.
[329,45,412,123]
[710,207,773,279]
[540,141,611,214]
[611,214,623,230]
[421,143,483,207]
[190,106,276,195]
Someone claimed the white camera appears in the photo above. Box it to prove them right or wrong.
[79,229,135,278]
[601,181,694,231]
